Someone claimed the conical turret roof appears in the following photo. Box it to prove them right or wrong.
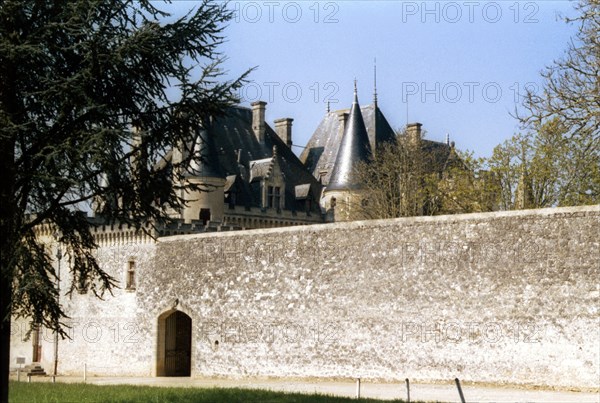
[327,84,372,191]
[187,127,225,179]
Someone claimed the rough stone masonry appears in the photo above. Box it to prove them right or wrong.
[9,205,600,389]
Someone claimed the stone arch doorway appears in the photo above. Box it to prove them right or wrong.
[156,310,192,376]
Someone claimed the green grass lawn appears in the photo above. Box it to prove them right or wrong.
[9,382,413,403]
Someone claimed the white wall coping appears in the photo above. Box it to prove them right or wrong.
[159,204,600,243]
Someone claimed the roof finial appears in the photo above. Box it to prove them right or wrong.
[353,79,358,104]
[326,100,330,113]
[354,78,357,95]
[373,57,378,108]
[446,133,450,145]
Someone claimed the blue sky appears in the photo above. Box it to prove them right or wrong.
[165,1,578,158]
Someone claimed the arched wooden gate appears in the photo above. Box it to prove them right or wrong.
[157,310,191,376]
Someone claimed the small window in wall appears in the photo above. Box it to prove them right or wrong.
[126,260,136,290]
[199,208,211,225]
[318,170,328,183]
[76,273,88,294]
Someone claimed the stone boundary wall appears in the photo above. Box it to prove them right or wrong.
[150,205,599,389]
[10,205,599,389]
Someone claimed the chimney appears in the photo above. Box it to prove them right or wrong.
[274,118,293,147]
[406,122,422,145]
[251,101,267,143]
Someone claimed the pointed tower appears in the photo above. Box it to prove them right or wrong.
[323,82,372,221]
[300,73,396,186]
[515,169,534,210]
[182,126,227,225]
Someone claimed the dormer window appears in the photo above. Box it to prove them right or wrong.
[267,186,281,210]
[224,175,241,210]
[294,184,312,213]
[225,191,236,209]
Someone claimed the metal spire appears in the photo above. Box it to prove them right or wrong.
[373,57,378,108]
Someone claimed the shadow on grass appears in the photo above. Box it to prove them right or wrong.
[9,382,419,403]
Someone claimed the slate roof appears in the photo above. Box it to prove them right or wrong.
[418,138,454,176]
[159,105,323,212]
[327,89,372,191]
[301,96,456,187]
[300,103,395,186]
[185,129,225,178]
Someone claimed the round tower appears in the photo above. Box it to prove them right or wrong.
[182,127,226,225]
[323,82,372,221]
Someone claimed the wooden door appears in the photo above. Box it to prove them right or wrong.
[164,311,191,376]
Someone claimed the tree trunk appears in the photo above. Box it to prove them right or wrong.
[1,40,20,402]
[0,142,16,403]
[0,163,15,403]
[0,275,11,403]
[0,159,16,403]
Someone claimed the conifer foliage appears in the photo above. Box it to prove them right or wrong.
[0,1,250,400]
